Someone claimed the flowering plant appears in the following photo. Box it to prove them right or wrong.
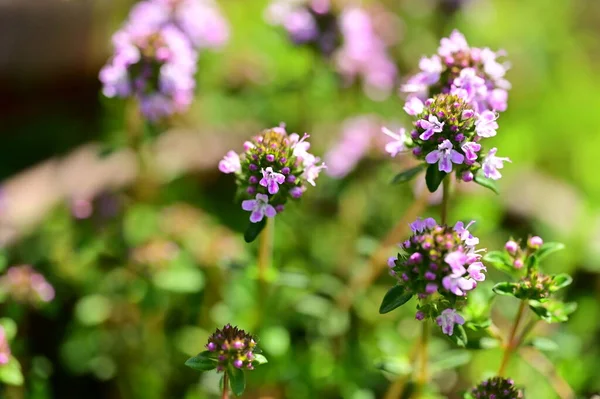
[219,125,325,241]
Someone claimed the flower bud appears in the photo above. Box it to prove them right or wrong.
[505,240,519,255]
[528,236,543,249]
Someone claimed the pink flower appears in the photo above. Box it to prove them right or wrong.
[403,97,425,116]
[425,140,464,173]
[461,142,481,164]
[0,326,10,365]
[436,308,465,336]
[467,262,486,281]
[453,220,479,246]
[409,217,437,233]
[302,161,326,186]
[418,114,445,140]
[260,167,286,194]
[218,150,241,174]
[475,110,499,138]
[442,275,476,296]
[438,30,469,58]
[482,148,511,180]
[381,127,407,157]
[241,194,277,223]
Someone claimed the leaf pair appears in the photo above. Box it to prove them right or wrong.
[391,164,498,194]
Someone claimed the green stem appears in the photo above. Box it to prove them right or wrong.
[222,372,229,399]
[418,320,430,386]
[441,177,451,225]
[258,218,274,287]
[498,300,527,376]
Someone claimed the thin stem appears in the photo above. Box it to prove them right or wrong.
[258,218,275,286]
[441,177,451,225]
[418,320,430,386]
[498,300,527,376]
[383,343,420,399]
[519,347,576,399]
[222,372,229,399]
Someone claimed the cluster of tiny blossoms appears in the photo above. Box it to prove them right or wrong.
[266,1,397,100]
[504,236,555,301]
[219,125,325,223]
[205,324,257,372]
[470,377,524,399]
[265,0,339,56]
[0,265,55,305]
[388,217,487,335]
[402,29,510,113]
[99,0,229,120]
[382,93,511,181]
[0,326,10,365]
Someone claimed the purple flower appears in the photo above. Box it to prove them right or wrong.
[436,308,465,336]
[415,311,425,320]
[425,140,464,173]
[381,127,408,157]
[219,150,241,174]
[418,114,445,140]
[404,97,425,116]
[461,142,481,164]
[452,68,487,102]
[489,88,508,112]
[417,55,443,85]
[438,30,469,58]
[528,236,543,248]
[289,186,304,198]
[409,217,437,233]
[387,257,397,268]
[505,240,519,254]
[442,275,476,296]
[241,194,277,223]
[260,167,286,194]
[453,220,479,246]
[482,147,511,180]
[475,110,499,138]
[302,161,326,186]
[467,262,486,281]
[325,116,377,178]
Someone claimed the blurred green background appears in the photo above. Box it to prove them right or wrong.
[0,0,599,398]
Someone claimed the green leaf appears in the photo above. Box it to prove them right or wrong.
[529,337,559,352]
[492,282,518,297]
[391,164,426,184]
[473,169,499,194]
[0,357,24,386]
[379,285,413,314]
[425,164,446,192]
[550,273,572,292]
[535,242,565,261]
[529,300,577,323]
[244,219,267,243]
[483,251,514,274]
[185,351,218,371]
[252,353,268,366]
[525,255,538,271]
[465,318,491,331]
[464,392,476,399]
[0,318,17,341]
[123,204,160,246]
[153,267,205,293]
[430,350,472,374]
[228,365,246,396]
[447,325,468,347]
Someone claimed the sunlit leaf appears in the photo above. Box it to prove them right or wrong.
[492,282,518,297]
[473,169,499,194]
[185,351,217,371]
[550,273,572,292]
[535,242,565,261]
[379,285,413,314]
[483,251,514,274]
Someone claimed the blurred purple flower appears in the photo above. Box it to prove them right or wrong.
[0,326,10,365]
[482,147,511,180]
[0,265,55,305]
[436,308,465,336]
[219,151,242,174]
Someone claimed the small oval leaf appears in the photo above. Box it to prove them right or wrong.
[244,219,267,243]
[379,285,413,314]
[446,324,468,347]
[535,242,565,261]
[185,351,218,371]
[473,169,499,194]
[425,164,446,193]
[492,282,518,296]
[391,164,426,184]
[228,366,246,396]
[550,273,572,292]
[252,353,268,365]
[483,251,514,274]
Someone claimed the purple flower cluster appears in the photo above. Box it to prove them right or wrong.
[402,29,510,113]
[265,0,339,55]
[334,7,398,100]
[219,125,325,223]
[0,326,10,365]
[205,324,258,372]
[99,0,229,120]
[384,93,511,181]
[470,377,524,399]
[387,217,487,335]
[0,265,55,305]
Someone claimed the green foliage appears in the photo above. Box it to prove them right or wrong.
[483,251,515,274]
[425,164,446,192]
[473,169,499,194]
[535,242,565,261]
[0,357,24,386]
[228,366,246,397]
[391,164,426,184]
[184,351,217,372]
[446,325,468,348]
[492,282,518,297]
[244,219,266,243]
[379,285,413,314]
[529,300,577,323]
